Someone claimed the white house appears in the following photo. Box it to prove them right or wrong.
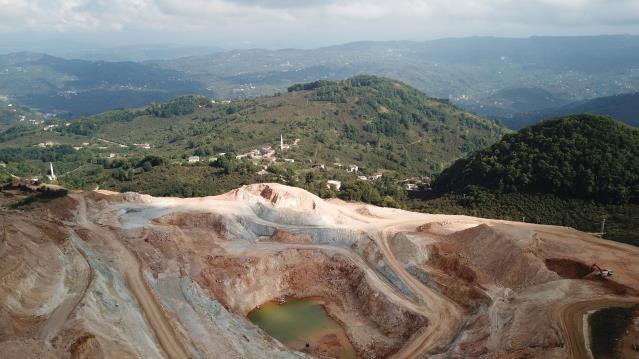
[405,183,419,191]
[188,156,200,163]
[327,180,342,191]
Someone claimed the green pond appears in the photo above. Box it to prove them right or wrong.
[248,297,357,359]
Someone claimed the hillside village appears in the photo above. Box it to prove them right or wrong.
[2,77,474,195]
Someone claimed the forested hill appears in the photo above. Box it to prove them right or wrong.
[434,114,639,204]
[0,76,507,179]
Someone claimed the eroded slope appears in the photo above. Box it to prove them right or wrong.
[1,183,638,358]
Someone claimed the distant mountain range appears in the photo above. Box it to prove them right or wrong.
[0,52,208,117]
[501,92,639,129]
[1,35,638,119]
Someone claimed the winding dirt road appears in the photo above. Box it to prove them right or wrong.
[376,227,463,358]
[74,195,191,359]
[38,232,94,341]
[558,298,639,359]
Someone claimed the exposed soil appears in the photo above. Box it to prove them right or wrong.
[1,182,638,359]
[545,258,593,279]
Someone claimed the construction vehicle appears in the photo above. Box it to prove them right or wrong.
[591,263,613,277]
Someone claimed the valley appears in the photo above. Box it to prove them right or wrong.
[2,36,639,122]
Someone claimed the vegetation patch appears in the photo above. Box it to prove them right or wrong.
[435,114,639,204]
[10,187,69,208]
[589,306,638,359]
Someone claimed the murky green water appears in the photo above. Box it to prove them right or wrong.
[248,297,356,359]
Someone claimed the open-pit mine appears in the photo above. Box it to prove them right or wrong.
[1,183,638,358]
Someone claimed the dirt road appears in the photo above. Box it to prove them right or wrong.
[74,195,191,359]
[558,298,639,359]
[376,226,463,358]
[37,232,94,341]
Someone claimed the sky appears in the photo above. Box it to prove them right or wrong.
[1,0,639,50]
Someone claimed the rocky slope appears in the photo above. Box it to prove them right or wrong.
[1,182,638,358]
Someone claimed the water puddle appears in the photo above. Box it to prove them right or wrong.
[248,297,357,359]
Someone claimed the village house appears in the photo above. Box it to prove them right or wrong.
[357,175,368,181]
[347,165,359,173]
[311,163,326,170]
[284,158,295,163]
[257,165,269,176]
[248,149,261,159]
[405,183,419,191]
[369,172,383,180]
[327,180,342,191]
[188,156,200,164]
[133,143,151,149]
[36,141,56,148]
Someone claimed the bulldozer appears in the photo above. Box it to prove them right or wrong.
[591,263,613,277]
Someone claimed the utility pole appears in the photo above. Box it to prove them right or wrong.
[0,219,6,246]
[600,218,606,238]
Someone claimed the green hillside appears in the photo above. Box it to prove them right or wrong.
[416,114,639,246]
[435,114,639,203]
[0,75,506,199]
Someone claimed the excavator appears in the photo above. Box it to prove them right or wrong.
[591,263,613,277]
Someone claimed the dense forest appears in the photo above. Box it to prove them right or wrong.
[435,115,639,204]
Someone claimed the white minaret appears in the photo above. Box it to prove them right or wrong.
[280,134,284,151]
[49,162,57,181]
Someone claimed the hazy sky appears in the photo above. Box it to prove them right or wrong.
[1,0,639,49]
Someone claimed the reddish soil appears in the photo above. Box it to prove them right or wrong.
[544,258,593,279]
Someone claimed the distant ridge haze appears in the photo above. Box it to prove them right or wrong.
[0,35,638,121]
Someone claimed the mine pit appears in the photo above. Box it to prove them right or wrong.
[247,297,356,359]
[198,248,427,358]
[3,184,639,358]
